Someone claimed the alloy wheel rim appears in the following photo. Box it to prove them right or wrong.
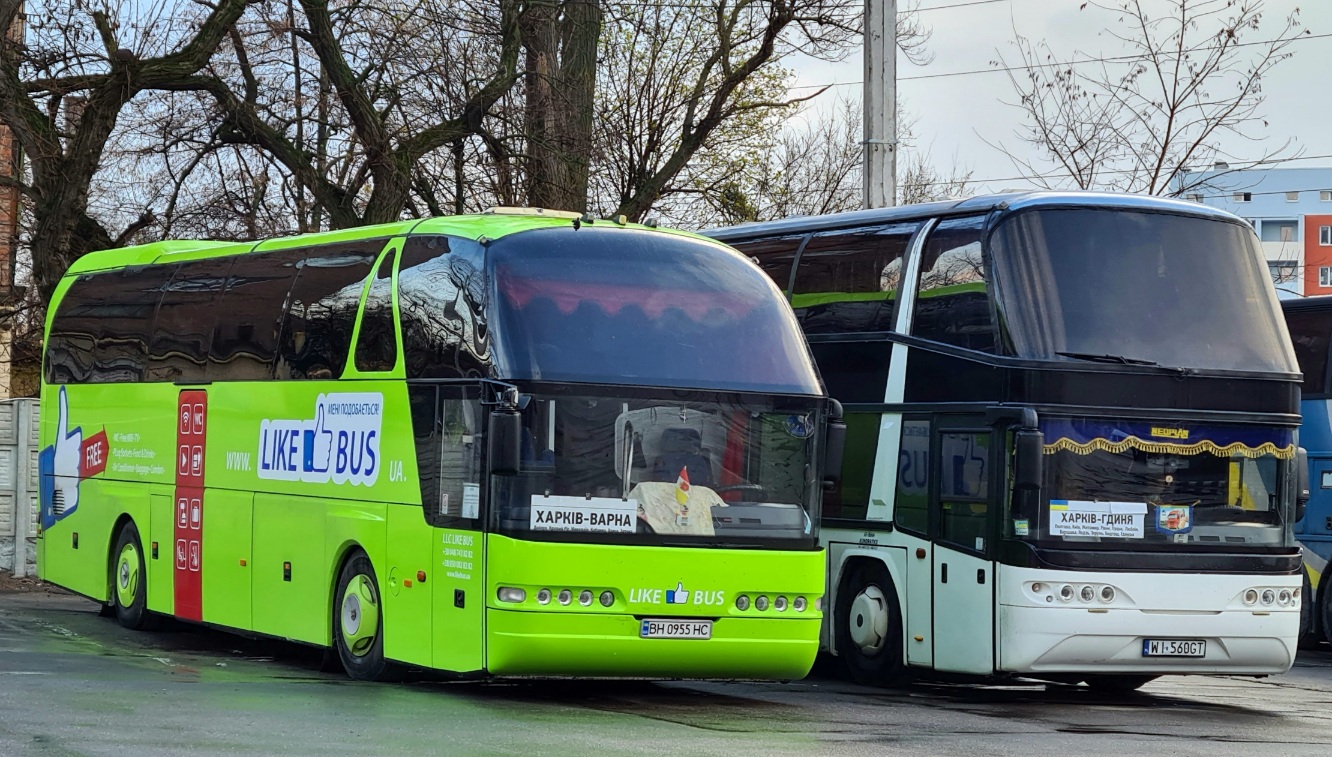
[848,585,889,654]
[341,575,380,657]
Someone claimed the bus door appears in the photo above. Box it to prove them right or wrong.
[409,382,489,673]
[929,417,997,675]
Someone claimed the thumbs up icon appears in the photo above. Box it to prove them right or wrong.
[666,582,689,604]
[302,402,334,474]
[40,387,83,526]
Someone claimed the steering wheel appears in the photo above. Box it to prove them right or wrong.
[713,483,766,497]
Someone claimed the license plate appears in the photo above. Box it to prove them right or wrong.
[640,619,713,639]
[1142,639,1206,657]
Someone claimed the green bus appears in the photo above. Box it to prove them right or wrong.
[36,208,843,681]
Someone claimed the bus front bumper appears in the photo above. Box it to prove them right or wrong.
[997,604,1298,676]
[485,608,820,679]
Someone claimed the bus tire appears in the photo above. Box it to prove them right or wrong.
[333,552,390,681]
[1298,571,1321,649]
[1083,674,1157,693]
[111,522,157,631]
[835,561,908,687]
[1319,573,1332,647]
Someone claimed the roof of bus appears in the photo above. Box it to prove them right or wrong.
[1281,295,1332,312]
[703,190,1243,241]
[64,212,707,276]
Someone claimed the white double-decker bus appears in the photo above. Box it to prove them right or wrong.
[710,192,1308,691]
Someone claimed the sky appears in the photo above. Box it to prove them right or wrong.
[787,0,1331,195]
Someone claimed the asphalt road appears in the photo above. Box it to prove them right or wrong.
[3,586,1332,756]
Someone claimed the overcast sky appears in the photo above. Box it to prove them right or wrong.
[788,0,1330,195]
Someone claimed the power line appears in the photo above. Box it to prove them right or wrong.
[789,30,1332,91]
[912,0,1012,12]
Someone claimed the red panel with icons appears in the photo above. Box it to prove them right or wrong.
[173,391,208,621]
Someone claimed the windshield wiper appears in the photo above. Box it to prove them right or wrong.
[1055,351,1158,366]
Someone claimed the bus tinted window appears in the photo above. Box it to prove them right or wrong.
[790,223,918,333]
[491,227,820,394]
[47,265,176,384]
[212,249,303,381]
[276,244,377,380]
[912,216,997,353]
[354,250,398,373]
[808,341,890,403]
[398,235,492,379]
[1285,309,1331,396]
[148,257,233,383]
[737,232,806,294]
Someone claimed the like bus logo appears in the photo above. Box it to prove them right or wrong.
[39,387,108,530]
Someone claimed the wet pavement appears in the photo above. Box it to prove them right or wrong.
[3,588,1332,756]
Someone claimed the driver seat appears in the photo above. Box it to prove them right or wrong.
[651,427,714,488]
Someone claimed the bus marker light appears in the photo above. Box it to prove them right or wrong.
[915,548,926,559]
[1045,596,1053,603]
[755,596,769,611]
[1079,586,1095,602]
[417,571,427,583]
[774,596,788,612]
[498,587,527,603]
[815,597,823,611]
[1031,583,1043,592]
[1243,589,1258,605]
[1059,585,1074,602]
[736,595,750,611]
[913,635,924,642]
[558,589,573,606]
[600,591,614,607]
[1261,589,1276,606]
[579,590,593,606]
[1294,587,1302,600]
[403,579,412,588]
[793,596,807,612]
[537,588,552,605]
[239,559,247,567]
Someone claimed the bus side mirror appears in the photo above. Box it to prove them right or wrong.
[822,399,846,488]
[1014,429,1044,491]
[488,409,522,476]
[1296,447,1310,522]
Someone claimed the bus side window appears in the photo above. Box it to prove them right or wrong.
[732,233,806,295]
[211,249,304,381]
[48,266,177,384]
[823,411,882,520]
[808,341,891,404]
[149,257,234,383]
[938,432,991,551]
[354,250,399,373]
[276,243,379,380]
[398,235,492,379]
[894,419,930,535]
[912,216,999,354]
[790,222,919,334]
[1285,309,1332,397]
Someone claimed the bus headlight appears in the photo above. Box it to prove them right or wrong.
[536,588,552,605]
[736,594,750,611]
[1059,585,1074,602]
[1279,589,1293,606]
[557,589,573,606]
[600,590,615,607]
[1243,589,1258,605]
[1099,586,1115,603]
[579,590,593,606]
[1079,585,1095,603]
[774,596,788,612]
[793,596,807,612]
[1260,589,1276,606]
[755,595,770,611]
[497,587,526,603]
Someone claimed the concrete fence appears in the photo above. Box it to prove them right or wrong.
[0,398,39,576]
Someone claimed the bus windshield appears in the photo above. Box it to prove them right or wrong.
[489,227,821,395]
[989,208,1297,374]
[492,386,822,548]
[1012,417,1297,551]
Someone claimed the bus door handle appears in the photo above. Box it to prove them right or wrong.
[977,569,986,585]
[940,563,948,584]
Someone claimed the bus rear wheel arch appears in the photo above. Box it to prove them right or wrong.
[333,550,391,681]
[834,559,908,687]
[111,520,158,631]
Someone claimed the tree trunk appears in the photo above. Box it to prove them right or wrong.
[523,0,599,213]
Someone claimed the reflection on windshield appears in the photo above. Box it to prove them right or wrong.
[990,208,1297,373]
[493,392,820,545]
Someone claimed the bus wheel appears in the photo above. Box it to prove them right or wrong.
[112,522,157,630]
[1298,572,1321,649]
[1319,574,1332,646]
[334,553,388,681]
[835,561,907,686]
[1083,674,1157,693]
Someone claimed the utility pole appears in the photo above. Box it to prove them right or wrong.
[863,0,896,209]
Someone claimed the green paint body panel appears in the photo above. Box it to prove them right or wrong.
[37,212,826,680]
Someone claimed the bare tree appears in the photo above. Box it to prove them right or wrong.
[994,0,1305,196]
